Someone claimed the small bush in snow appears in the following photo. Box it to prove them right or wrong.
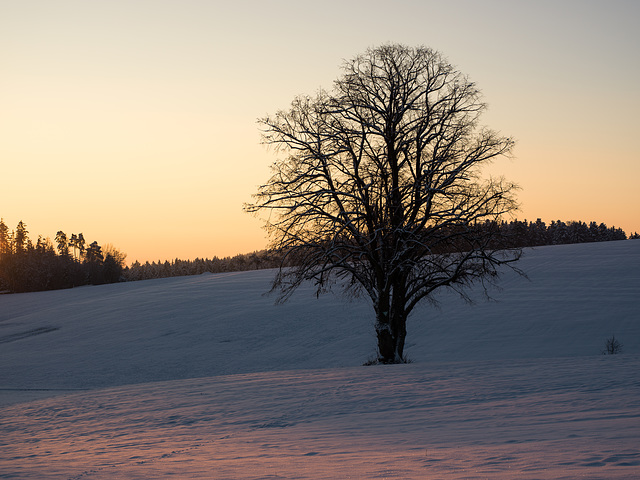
[601,335,623,355]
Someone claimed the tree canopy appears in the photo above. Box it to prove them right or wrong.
[248,44,523,363]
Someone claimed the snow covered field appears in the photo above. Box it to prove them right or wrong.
[1,241,639,479]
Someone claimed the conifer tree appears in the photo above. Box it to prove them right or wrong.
[77,233,86,259]
[0,219,9,257]
[55,231,69,257]
[14,221,29,255]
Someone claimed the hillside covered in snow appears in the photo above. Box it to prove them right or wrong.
[1,240,639,479]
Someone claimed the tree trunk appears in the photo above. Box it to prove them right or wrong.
[375,280,408,363]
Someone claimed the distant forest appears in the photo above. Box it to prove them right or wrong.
[0,219,127,293]
[0,217,637,293]
[126,219,635,282]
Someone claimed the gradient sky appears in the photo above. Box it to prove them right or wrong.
[2,0,639,264]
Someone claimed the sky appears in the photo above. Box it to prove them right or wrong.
[2,0,639,264]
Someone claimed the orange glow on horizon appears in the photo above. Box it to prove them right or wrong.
[2,1,638,264]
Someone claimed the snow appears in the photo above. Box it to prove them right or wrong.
[1,240,639,479]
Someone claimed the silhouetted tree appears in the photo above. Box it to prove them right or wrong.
[102,254,123,283]
[102,243,127,269]
[84,241,104,264]
[0,219,9,257]
[69,234,79,259]
[55,231,69,257]
[14,221,28,255]
[247,44,521,363]
[77,233,86,259]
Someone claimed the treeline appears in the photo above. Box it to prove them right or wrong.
[1,217,637,291]
[499,219,631,247]
[0,219,126,293]
[123,251,282,281]
[123,218,636,282]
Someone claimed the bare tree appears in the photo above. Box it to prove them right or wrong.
[248,44,521,363]
[102,243,128,268]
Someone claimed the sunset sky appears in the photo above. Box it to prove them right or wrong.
[2,0,638,264]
